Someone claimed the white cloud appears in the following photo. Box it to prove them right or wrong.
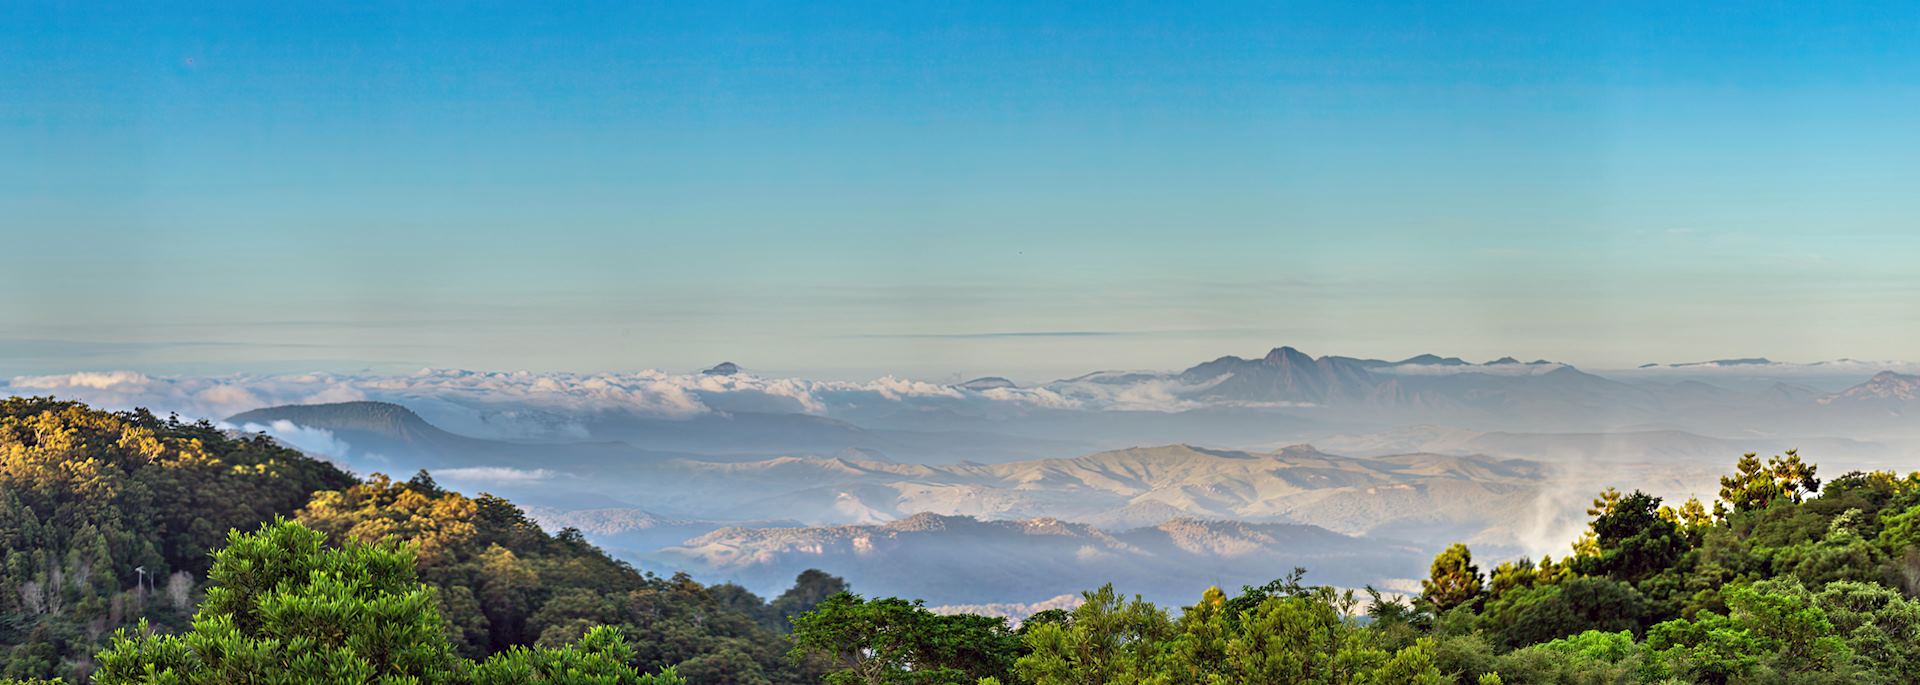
[1611,359,1920,378]
[434,466,557,483]
[13,370,154,390]
[0,364,1246,440]
[220,419,354,464]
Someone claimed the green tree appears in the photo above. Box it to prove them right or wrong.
[788,592,1018,685]
[1014,585,1174,685]
[1479,578,1647,650]
[1719,450,1820,514]
[768,569,851,629]
[0,397,356,680]
[1421,544,1484,612]
[1579,491,1689,584]
[90,519,683,685]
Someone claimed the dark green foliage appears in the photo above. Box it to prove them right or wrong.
[768,569,851,630]
[1480,577,1648,649]
[1579,491,1687,583]
[1415,450,1920,684]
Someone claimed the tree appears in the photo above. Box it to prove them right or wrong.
[89,518,683,685]
[1480,578,1648,650]
[1013,585,1174,685]
[768,569,850,629]
[1422,544,1484,612]
[0,397,356,680]
[1487,558,1538,601]
[1720,450,1821,514]
[1648,579,1854,683]
[1580,491,1688,584]
[788,592,1018,685]
[470,626,683,684]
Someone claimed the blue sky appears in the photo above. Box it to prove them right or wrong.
[4,2,1919,380]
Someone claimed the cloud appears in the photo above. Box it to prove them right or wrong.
[435,466,556,483]
[1612,359,1920,378]
[0,363,1256,441]
[220,419,355,465]
[5,371,369,419]
[13,370,154,390]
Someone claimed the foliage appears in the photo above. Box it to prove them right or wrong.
[765,448,1920,685]
[993,580,1446,684]
[787,592,1018,685]
[84,518,683,684]
[1421,543,1484,612]
[1012,585,1174,685]
[1416,450,1920,684]
[0,398,355,681]
[296,470,822,683]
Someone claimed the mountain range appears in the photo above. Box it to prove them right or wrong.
[660,513,1427,606]
[197,345,1920,605]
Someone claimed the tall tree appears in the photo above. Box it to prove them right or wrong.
[1421,543,1484,612]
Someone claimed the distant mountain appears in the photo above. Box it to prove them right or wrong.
[231,400,445,438]
[231,399,1076,465]
[957,377,1017,391]
[1821,371,1920,407]
[1639,358,1776,369]
[1149,346,1650,425]
[522,506,800,560]
[1311,425,1884,465]
[1396,354,1470,366]
[227,401,572,469]
[1614,359,1920,393]
[1178,347,1380,405]
[608,444,1548,544]
[702,361,742,376]
[660,512,1426,605]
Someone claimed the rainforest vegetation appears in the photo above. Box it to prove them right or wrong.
[6,397,1920,683]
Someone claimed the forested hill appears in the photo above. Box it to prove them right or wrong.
[1,396,359,679]
[0,398,839,683]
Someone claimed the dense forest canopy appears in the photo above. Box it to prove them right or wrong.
[7,396,1920,684]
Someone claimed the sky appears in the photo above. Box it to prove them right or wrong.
[4,2,1919,381]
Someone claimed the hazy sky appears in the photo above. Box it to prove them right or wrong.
[5,2,1919,380]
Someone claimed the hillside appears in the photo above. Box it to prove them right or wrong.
[662,512,1423,606]
[0,398,833,684]
[1,398,357,680]
[588,444,1548,545]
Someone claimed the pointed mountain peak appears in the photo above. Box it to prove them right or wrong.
[1264,346,1313,363]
